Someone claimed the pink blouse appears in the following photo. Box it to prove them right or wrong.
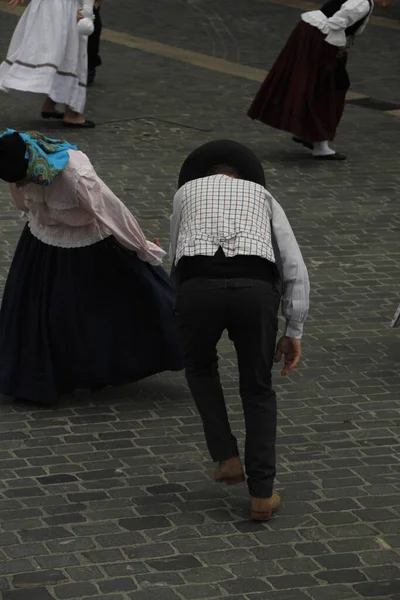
[9,149,165,266]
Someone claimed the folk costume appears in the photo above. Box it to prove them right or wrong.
[248,0,373,159]
[0,130,183,406]
[170,140,310,519]
[0,0,96,127]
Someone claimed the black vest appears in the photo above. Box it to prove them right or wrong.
[320,0,372,37]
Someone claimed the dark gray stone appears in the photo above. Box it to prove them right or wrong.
[2,590,55,600]
[65,566,104,581]
[98,578,138,593]
[19,527,71,542]
[316,569,367,584]
[45,513,87,526]
[119,516,171,531]
[0,560,36,576]
[222,578,272,594]
[128,590,181,600]
[123,542,176,559]
[136,572,185,587]
[183,567,232,584]
[147,555,202,571]
[269,574,319,589]
[53,583,99,599]
[82,549,124,563]
[37,475,78,485]
[361,564,400,580]
[12,570,68,587]
[353,580,400,597]
[177,583,223,599]
[5,487,46,498]
[315,553,362,569]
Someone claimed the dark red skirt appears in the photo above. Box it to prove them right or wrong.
[248,21,350,143]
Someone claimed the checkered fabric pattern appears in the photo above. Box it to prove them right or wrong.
[176,175,276,263]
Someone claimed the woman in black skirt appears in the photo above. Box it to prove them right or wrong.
[0,129,183,406]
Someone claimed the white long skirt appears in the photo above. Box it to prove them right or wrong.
[0,0,87,114]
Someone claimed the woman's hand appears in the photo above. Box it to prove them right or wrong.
[77,9,83,22]
[8,0,24,7]
[153,238,161,247]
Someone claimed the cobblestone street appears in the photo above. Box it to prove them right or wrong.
[0,0,400,599]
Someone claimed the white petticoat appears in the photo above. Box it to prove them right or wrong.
[0,0,87,114]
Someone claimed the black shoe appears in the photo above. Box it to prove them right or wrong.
[292,137,313,151]
[41,111,64,120]
[63,120,96,129]
[313,153,347,161]
[87,69,96,86]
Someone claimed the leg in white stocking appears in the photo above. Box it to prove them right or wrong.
[312,141,336,157]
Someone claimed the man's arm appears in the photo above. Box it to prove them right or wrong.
[270,196,310,340]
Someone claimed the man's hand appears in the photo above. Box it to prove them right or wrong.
[153,238,161,247]
[8,0,24,6]
[274,336,302,376]
[77,9,83,22]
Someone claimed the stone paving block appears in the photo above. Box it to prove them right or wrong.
[0,559,36,576]
[128,590,181,600]
[98,577,138,593]
[136,572,186,587]
[353,580,400,597]
[103,562,149,577]
[316,568,367,583]
[53,582,99,599]
[361,564,400,580]
[35,555,81,569]
[261,592,311,600]
[12,570,68,588]
[269,573,320,589]
[221,578,272,594]
[2,590,56,600]
[305,584,364,600]
[146,555,202,572]
[175,583,224,599]
[65,565,104,581]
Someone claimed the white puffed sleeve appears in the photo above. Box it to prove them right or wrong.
[301,0,372,47]
[77,0,95,36]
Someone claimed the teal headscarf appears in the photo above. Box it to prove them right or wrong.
[0,129,77,186]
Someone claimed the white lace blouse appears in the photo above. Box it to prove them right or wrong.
[9,149,165,266]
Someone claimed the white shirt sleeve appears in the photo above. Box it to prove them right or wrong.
[269,195,310,339]
[169,187,184,264]
[301,0,372,47]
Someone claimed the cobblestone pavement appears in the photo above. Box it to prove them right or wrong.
[0,1,400,600]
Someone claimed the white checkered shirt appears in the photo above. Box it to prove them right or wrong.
[170,175,310,339]
[174,175,275,264]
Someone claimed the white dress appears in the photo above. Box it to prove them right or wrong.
[0,0,87,113]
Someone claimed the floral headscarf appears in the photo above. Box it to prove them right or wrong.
[0,129,77,186]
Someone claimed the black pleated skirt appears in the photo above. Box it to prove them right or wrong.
[0,225,184,406]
